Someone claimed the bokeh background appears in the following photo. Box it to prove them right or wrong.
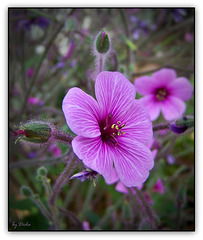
[9,8,194,230]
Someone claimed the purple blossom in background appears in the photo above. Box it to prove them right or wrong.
[153,178,165,194]
[18,16,50,31]
[65,41,75,60]
[185,32,194,42]
[48,143,61,157]
[26,67,35,78]
[134,68,193,121]
[62,71,154,187]
[28,97,44,106]
[172,9,187,23]
[130,16,156,40]
[167,154,176,165]
[82,221,90,230]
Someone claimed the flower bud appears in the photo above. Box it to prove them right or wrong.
[13,122,52,143]
[37,166,48,177]
[170,116,194,134]
[20,186,33,197]
[95,29,110,54]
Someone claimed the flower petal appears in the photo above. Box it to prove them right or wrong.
[95,71,136,120]
[119,99,153,147]
[168,77,193,101]
[152,68,177,88]
[115,181,128,194]
[139,95,161,121]
[105,168,119,184]
[62,87,101,138]
[161,96,186,121]
[72,136,114,183]
[134,76,156,95]
[113,136,154,187]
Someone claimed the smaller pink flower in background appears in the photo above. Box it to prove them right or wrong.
[153,178,165,195]
[28,97,44,106]
[134,68,193,121]
[185,32,193,42]
[82,221,90,230]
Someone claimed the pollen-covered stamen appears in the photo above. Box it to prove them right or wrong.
[155,88,169,101]
[100,116,126,147]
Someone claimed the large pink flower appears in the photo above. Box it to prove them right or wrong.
[62,71,153,187]
[134,68,193,121]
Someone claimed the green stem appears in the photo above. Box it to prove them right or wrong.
[134,188,156,229]
[119,9,131,69]
[30,196,52,222]
[9,149,71,170]
[48,156,77,230]
[79,183,95,220]
[93,196,124,229]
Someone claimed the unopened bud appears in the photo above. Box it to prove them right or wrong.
[13,122,52,143]
[95,29,110,54]
[170,116,194,134]
[21,186,33,197]
[37,166,48,177]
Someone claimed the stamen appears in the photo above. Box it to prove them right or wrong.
[115,125,119,130]
[111,124,115,129]
[120,124,125,128]
[117,121,121,124]
[122,132,126,134]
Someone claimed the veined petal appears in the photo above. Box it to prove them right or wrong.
[115,181,128,194]
[95,71,136,120]
[119,100,153,147]
[161,96,186,121]
[105,168,119,184]
[72,136,114,183]
[62,87,101,138]
[113,136,154,187]
[168,77,193,101]
[152,68,177,88]
[139,95,161,121]
[134,76,156,95]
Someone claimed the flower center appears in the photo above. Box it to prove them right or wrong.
[155,88,168,101]
[100,113,125,147]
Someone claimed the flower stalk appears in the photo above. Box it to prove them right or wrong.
[48,155,77,229]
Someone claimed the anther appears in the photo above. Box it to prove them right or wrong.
[117,121,121,124]
[120,124,125,128]
[115,125,119,130]
[111,124,115,129]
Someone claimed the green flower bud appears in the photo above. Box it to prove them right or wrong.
[175,116,194,128]
[15,122,52,143]
[95,29,110,54]
[21,186,33,197]
[37,166,48,177]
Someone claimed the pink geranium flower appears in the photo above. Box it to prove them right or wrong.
[134,68,193,121]
[62,71,154,187]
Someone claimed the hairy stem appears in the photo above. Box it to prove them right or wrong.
[48,155,77,229]
[153,122,170,132]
